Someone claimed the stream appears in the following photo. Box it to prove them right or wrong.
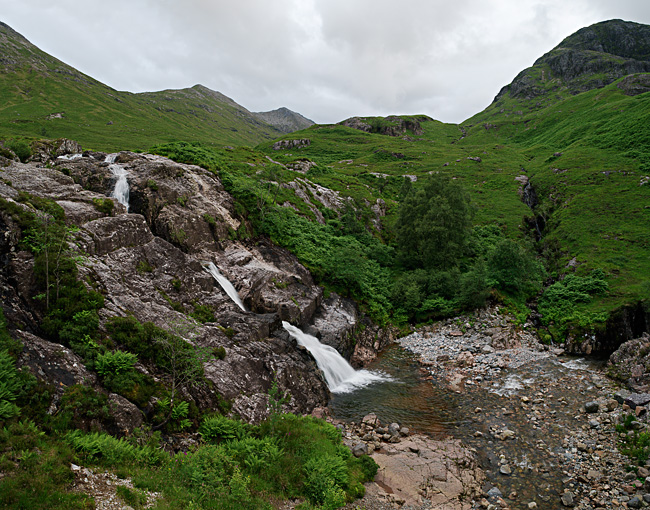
[330,343,622,509]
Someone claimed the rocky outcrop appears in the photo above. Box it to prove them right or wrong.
[608,333,650,392]
[496,20,650,101]
[340,115,431,137]
[0,148,390,426]
[335,414,484,509]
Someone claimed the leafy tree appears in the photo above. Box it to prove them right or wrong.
[487,239,545,297]
[396,173,473,270]
[152,319,213,430]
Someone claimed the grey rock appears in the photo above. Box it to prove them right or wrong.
[629,495,643,508]
[487,487,503,499]
[560,491,575,507]
[584,401,600,413]
[352,442,368,457]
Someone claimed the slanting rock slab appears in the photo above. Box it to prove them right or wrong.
[369,434,483,509]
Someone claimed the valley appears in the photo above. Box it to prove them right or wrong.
[0,17,649,510]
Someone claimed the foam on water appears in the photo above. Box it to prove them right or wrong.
[282,321,391,393]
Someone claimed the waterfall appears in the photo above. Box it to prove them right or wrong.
[203,262,246,312]
[105,154,130,211]
[57,153,82,160]
[282,321,390,393]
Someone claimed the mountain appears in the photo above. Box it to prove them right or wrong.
[0,22,310,151]
[254,107,315,133]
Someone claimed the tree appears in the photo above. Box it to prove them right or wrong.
[396,173,473,270]
[487,239,545,297]
[24,211,81,310]
[152,319,214,430]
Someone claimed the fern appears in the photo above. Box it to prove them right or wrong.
[0,350,20,421]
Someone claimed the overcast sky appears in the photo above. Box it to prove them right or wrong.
[2,1,650,124]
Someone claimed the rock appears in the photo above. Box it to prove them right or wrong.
[628,495,643,508]
[362,413,379,426]
[625,393,650,409]
[352,442,368,457]
[388,423,401,436]
[487,487,503,499]
[584,401,600,413]
[108,393,144,434]
[500,464,512,475]
[560,491,575,507]
[457,351,475,367]
[399,427,410,437]
[370,434,483,508]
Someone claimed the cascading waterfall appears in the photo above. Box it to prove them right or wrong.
[203,262,247,312]
[202,261,387,393]
[282,322,390,393]
[105,154,130,211]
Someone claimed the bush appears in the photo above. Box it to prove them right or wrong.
[303,454,349,506]
[199,415,249,443]
[487,239,545,297]
[6,140,31,163]
[95,350,137,377]
[66,430,168,466]
[0,349,21,422]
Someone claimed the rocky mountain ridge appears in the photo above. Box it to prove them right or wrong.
[254,107,315,134]
[0,21,310,150]
[495,19,650,102]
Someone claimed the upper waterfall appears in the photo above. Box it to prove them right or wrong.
[282,321,390,393]
[203,262,246,312]
[105,154,130,211]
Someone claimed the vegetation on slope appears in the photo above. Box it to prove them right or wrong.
[0,24,282,151]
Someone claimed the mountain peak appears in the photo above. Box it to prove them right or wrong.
[254,107,314,134]
[495,19,650,102]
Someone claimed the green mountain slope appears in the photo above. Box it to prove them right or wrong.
[0,22,283,151]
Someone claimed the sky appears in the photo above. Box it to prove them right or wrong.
[2,1,650,124]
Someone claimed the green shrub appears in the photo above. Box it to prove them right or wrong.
[190,302,216,323]
[95,350,138,377]
[54,385,112,432]
[213,346,226,360]
[66,430,168,466]
[92,197,114,215]
[0,350,21,421]
[136,259,154,273]
[6,140,31,163]
[303,454,349,506]
[199,415,249,443]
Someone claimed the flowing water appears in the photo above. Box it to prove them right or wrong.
[330,344,610,508]
[282,322,391,393]
[203,262,247,312]
[105,154,130,211]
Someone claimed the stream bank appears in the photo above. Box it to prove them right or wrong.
[330,307,647,510]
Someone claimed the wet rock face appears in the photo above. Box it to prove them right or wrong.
[0,150,390,424]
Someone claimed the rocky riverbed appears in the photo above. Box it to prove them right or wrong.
[330,307,650,510]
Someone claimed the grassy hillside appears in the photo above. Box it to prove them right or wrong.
[1,17,648,342]
[0,23,282,151]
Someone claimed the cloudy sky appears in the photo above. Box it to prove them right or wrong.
[3,1,650,124]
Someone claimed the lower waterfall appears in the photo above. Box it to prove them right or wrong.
[203,262,247,312]
[282,321,390,393]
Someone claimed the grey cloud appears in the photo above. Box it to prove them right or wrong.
[2,0,650,124]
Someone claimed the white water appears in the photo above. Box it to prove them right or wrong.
[282,321,390,393]
[203,262,246,312]
[57,153,83,160]
[105,154,130,211]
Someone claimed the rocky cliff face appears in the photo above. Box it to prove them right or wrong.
[496,19,650,101]
[0,141,391,427]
